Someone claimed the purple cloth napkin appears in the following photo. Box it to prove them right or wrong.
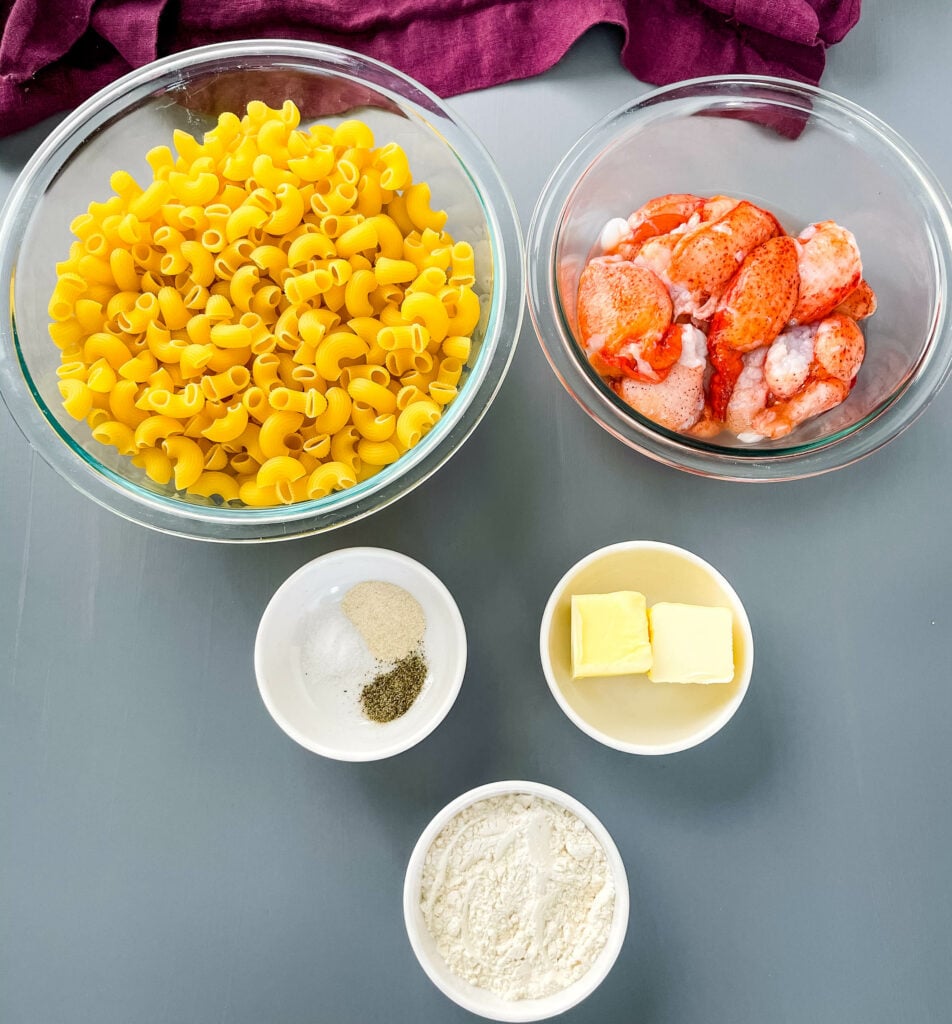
[0,0,861,139]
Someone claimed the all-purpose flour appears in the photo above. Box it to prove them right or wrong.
[419,793,615,1000]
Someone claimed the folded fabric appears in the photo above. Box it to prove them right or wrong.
[0,0,862,138]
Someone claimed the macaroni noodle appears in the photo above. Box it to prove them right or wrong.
[49,101,480,506]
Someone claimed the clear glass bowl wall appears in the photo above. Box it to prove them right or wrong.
[528,78,952,480]
[0,42,523,539]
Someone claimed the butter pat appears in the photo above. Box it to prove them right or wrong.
[648,603,734,684]
[571,591,652,678]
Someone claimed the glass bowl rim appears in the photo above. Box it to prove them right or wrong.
[526,73,952,481]
[0,39,525,538]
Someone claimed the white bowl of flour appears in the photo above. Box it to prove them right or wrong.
[403,781,629,1020]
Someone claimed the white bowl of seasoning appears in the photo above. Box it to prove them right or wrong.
[403,780,630,1022]
[255,547,466,760]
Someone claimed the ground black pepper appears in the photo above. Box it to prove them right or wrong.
[360,650,428,723]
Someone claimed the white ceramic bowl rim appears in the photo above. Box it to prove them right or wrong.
[254,546,466,761]
[403,780,630,1022]
[525,74,952,481]
[539,540,754,755]
[0,40,525,540]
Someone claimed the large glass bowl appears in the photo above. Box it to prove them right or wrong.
[0,41,523,539]
[527,76,952,481]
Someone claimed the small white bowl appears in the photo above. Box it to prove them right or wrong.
[403,780,629,1022]
[255,547,466,760]
[540,541,754,755]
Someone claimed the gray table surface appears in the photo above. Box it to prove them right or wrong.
[2,5,951,1023]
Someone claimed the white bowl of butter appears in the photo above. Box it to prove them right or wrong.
[540,541,754,755]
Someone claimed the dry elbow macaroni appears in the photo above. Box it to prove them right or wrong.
[49,101,480,507]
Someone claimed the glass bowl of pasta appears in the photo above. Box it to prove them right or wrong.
[0,41,523,539]
[526,76,952,480]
